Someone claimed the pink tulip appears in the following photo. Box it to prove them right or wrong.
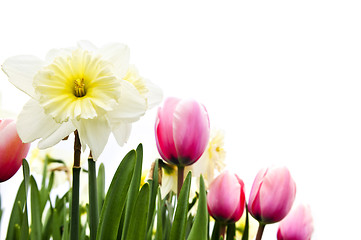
[207,170,246,223]
[0,119,31,182]
[249,166,296,224]
[155,97,210,166]
[277,204,314,240]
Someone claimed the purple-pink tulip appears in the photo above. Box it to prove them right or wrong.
[249,166,296,224]
[207,170,246,223]
[0,119,30,182]
[277,204,314,240]
[155,97,210,166]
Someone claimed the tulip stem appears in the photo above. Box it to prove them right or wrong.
[88,152,99,240]
[71,131,81,240]
[220,224,226,239]
[177,166,184,198]
[255,223,266,240]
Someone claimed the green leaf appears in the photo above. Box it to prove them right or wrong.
[147,159,160,238]
[125,183,150,240]
[241,204,249,240]
[6,181,25,240]
[42,201,54,240]
[88,158,99,240]
[226,223,235,240]
[97,163,105,215]
[155,189,163,240]
[96,149,136,240]
[187,175,208,240]
[121,143,144,239]
[169,171,192,240]
[30,176,42,240]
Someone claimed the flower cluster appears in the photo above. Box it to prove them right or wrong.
[0,41,313,240]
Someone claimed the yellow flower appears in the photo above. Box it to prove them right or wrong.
[2,41,162,160]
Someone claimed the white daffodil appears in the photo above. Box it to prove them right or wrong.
[186,129,226,188]
[2,41,162,160]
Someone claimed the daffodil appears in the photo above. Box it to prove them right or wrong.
[186,129,226,188]
[2,41,162,159]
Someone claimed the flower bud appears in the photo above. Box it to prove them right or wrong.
[0,119,31,182]
[155,97,210,166]
[277,204,314,240]
[249,166,296,224]
[207,170,246,223]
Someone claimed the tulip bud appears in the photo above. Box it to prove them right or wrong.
[155,97,210,166]
[249,166,296,224]
[207,170,246,223]
[0,119,31,182]
[277,204,314,240]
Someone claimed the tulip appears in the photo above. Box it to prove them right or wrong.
[277,204,314,240]
[155,97,210,166]
[0,119,31,182]
[207,170,246,223]
[249,166,296,224]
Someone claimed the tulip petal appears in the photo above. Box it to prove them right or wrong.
[173,99,210,165]
[16,99,61,143]
[2,55,45,98]
[73,117,111,160]
[155,97,180,163]
[38,121,76,149]
[96,43,130,78]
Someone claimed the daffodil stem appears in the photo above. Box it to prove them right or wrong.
[177,166,184,198]
[255,223,266,240]
[88,153,99,240]
[71,131,81,240]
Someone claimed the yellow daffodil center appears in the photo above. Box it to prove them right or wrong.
[74,78,86,97]
[33,49,122,123]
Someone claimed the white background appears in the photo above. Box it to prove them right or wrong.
[1,1,361,239]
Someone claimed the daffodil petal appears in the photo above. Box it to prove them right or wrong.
[77,40,98,52]
[73,118,111,160]
[107,80,147,123]
[2,55,45,98]
[17,99,60,143]
[110,122,132,146]
[96,43,130,77]
[45,47,74,63]
[145,79,163,109]
[38,121,76,149]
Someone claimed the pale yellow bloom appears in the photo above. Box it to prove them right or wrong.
[2,41,162,160]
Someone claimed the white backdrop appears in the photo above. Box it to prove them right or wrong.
[1,1,361,239]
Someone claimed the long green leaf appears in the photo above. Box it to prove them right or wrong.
[155,189,163,240]
[241,204,249,240]
[20,159,30,240]
[125,183,150,240]
[211,221,220,240]
[187,175,208,240]
[226,223,235,240]
[121,143,144,239]
[96,149,136,240]
[88,158,99,240]
[6,181,25,240]
[30,176,42,240]
[97,163,105,215]
[169,171,192,240]
[147,159,159,238]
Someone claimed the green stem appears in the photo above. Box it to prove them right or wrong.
[71,131,81,240]
[88,154,99,240]
[177,166,184,198]
[71,167,80,240]
[255,223,266,240]
[220,224,226,239]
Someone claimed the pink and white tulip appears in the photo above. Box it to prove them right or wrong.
[277,204,314,240]
[207,170,246,223]
[0,119,31,182]
[249,166,296,224]
[155,97,210,166]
